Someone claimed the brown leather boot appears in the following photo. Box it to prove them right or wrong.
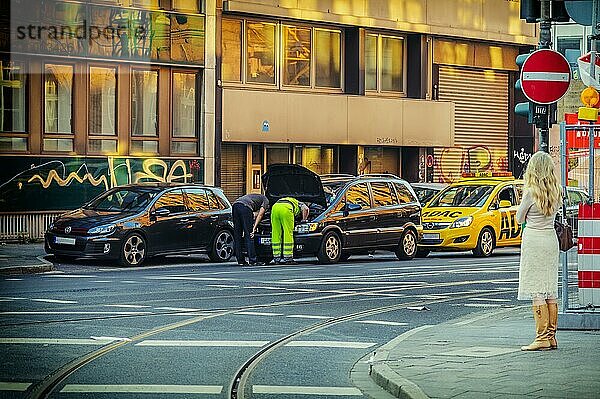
[521,304,552,351]
[547,303,558,349]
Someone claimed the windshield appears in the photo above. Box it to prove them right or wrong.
[84,189,157,212]
[322,181,348,206]
[430,185,494,207]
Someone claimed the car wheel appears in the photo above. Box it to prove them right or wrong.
[416,248,430,258]
[317,231,342,264]
[473,227,495,257]
[396,229,417,260]
[120,233,146,267]
[209,229,234,262]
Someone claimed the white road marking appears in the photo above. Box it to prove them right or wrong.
[154,307,202,312]
[4,279,23,281]
[30,298,78,304]
[121,281,140,284]
[91,280,112,283]
[286,314,332,320]
[104,304,151,309]
[145,276,234,281]
[0,311,151,315]
[285,341,377,349]
[236,311,283,316]
[462,303,502,308]
[0,382,31,391]
[135,340,268,347]
[467,297,511,302]
[0,338,116,345]
[60,384,223,394]
[206,284,239,288]
[45,275,97,278]
[355,320,409,326]
[252,385,363,396]
[90,336,131,342]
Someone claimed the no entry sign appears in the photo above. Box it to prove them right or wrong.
[521,49,571,105]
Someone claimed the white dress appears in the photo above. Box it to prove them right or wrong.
[516,191,559,300]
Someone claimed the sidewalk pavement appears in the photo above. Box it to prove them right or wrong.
[0,243,53,274]
[369,306,600,399]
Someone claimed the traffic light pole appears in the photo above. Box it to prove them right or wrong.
[537,0,552,153]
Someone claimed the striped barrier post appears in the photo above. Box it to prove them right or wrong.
[578,203,600,307]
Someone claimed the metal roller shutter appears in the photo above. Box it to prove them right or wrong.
[434,66,509,183]
[221,144,246,202]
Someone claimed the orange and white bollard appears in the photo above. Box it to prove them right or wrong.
[577,203,600,307]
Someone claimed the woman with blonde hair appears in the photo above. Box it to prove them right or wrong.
[516,151,562,351]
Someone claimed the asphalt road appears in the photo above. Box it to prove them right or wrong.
[0,248,522,399]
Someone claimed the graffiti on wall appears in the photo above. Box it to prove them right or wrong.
[0,157,203,212]
[433,146,509,183]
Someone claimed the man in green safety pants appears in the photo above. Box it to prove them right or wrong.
[270,197,309,264]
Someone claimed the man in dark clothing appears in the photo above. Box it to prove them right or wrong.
[232,193,269,266]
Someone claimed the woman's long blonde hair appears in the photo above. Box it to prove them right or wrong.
[523,151,562,216]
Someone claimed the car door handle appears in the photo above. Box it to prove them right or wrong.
[180,218,192,223]
[209,215,218,220]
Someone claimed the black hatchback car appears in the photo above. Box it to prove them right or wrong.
[254,165,423,264]
[45,183,234,266]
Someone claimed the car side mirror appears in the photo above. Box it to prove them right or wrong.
[153,208,171,218]
[499,200,512,209]
[346,203,362,212]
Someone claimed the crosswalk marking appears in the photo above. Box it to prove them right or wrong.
[285,341,377,349]
[60,384,223,394]
[236,311,283,316]
[135,340,269,347]
[355,320,408,326]
[0,382,31,391]
[286,314,332,320]
[104,304,151,308]
[30,298,78,304]
[252,385,363,396]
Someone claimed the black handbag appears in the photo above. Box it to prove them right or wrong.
[554,219,575,252]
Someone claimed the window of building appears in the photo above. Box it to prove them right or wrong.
[371,182,394,207]
[131,69,158,154]
[365,33,405,94]
[345,183,371,209]
[89,66,116,135]
[315,28,341,88]
[222,18,242,82]
[365,34,378,91]
[556,37,581,56]
[246,21,276,85]
[172,71,199,155]
[44,64,73,152]
[283,25,311,86]
[0,61,27,152]
[89,66,117,154]
[294,145,336,175]
[172,0,201,12]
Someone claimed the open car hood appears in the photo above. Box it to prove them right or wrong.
[262,164,328,208]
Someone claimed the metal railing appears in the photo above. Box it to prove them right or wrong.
[0,212,66,241]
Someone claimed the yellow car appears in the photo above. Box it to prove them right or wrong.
[418,173,524,257]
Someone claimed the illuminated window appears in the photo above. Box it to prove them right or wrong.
[315,29,341,88]
[172,72,196,138]
[246,22,276,84]
[89,66,116,135]
[44,64,73,134]
[131,70,158,137]
[222,18,242,82]
[365,33,405,93]
[0,61,26,134]
[283,26,311,86]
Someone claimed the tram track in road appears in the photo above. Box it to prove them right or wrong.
[19,284,514,399]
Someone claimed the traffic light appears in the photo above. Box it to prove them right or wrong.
[515,53,534,124]
[519,0,570,23]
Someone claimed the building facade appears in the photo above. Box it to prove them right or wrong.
[0,0,213,239]
[216,0,537,200]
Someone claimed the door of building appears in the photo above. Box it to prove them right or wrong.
[221,143,247,201]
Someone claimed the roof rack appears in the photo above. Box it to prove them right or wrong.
[357,173,401,179]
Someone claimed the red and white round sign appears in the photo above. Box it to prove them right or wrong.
[521,49,571,105]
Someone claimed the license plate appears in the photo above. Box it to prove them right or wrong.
[55,236,76,245]
[260,237,271,245]
[423,233,440,240]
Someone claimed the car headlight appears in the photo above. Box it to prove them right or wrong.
[295,223,319,233]
[88,224,116,235]
[450,216,473,229]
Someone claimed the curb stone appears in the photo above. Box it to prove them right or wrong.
[0,254,54,275]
